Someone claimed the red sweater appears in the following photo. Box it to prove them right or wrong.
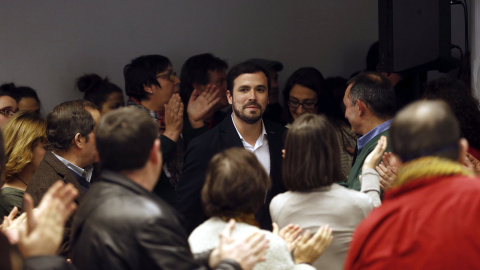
[345,174,480,270]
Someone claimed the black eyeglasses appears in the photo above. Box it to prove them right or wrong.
[156,71,177,82]
[288,99,317,110]
[0,107,17,118]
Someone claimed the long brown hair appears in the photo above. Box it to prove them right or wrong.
[283,113,343,191]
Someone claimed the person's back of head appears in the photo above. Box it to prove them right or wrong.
[201,147,271,219]
[47,100,97,152]
[423,77,480,150]
[283,113,342,191]
[96,106,158,172]
[76,73,124,115]
[390,100,461,162]
[123,55,172,101]
[347,72,395,119]
[179,53,228,105]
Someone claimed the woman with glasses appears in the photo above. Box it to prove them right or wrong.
[0,83,42,115]
[0,111,47,217]
[282,67,356,180]
[0,91,18,129]
[76,73,125,115]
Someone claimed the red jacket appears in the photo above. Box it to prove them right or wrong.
[345,174,480,270]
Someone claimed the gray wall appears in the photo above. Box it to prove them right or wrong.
[0,1,378,114]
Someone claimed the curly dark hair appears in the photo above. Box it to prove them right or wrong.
[423,78,480,150]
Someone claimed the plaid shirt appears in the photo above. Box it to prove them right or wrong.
[127,97,183,187]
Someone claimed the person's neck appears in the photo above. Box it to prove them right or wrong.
[4,169,33,191]
[232,114,263,146]
[360,116,391,136]
[140,99,164,113]
[121,163,159,192]
[53,150,86,168]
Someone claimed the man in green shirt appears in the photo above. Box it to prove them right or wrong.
[341,72,395,191]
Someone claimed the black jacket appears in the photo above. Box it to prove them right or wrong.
[70,170,240,270]
[175,116,286,234]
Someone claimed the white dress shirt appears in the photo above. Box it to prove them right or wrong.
[231,114,271,175]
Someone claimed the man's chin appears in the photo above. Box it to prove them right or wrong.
[242,113,262,124]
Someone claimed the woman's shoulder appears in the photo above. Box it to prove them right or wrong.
[331,184,374,210]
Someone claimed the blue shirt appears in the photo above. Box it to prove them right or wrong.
[356,119,393,154]
[52,152,94,182]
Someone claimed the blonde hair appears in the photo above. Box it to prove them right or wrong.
[3,111,46,182]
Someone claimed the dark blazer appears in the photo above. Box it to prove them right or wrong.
[25,150,86,256]
[71,170,240,270]
[175,116,286,233]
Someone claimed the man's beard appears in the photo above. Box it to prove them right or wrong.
[232,101,263,124]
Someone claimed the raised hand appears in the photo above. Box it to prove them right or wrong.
[294,225,333,265]
[363,136,387,170]
[163,93,184,142]
[18,181,78,258]
[1,207,26,244]
[187,84,221,128]
[464,152,480,176]
[272,223,302,252]
[376,152,399,191]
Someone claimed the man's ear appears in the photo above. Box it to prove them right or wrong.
[282,149,285,158]
[73,133,83,149]
[356,99,367,116]
[458,138,469,164]
[227,90,233,105]
[150,138,162,165]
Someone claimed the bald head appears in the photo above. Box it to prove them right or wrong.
[390,100,461,162]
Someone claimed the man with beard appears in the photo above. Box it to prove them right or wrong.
[176,62,286,234]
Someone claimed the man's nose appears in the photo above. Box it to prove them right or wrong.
[248,90,256,100]
[296,104,305,115]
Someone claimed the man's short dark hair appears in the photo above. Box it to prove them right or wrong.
[202,147,271,218]
[390,100,460,162]
[347,71,395,118]
[226,62,270,94]
[96,107,158,172]
[123,55,172,101]
[283,114,342,191]
[47,100,97,151]
[179,53,227,105]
